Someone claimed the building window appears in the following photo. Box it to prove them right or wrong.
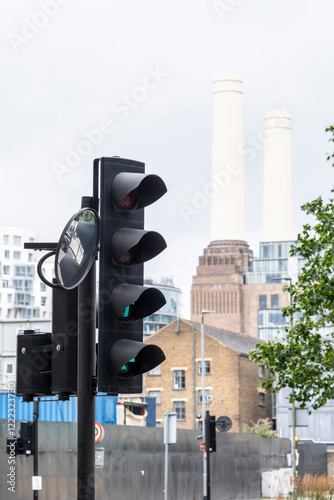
[259,393,265,406]
[271,294,279,308]
[7,294,12,304]
[13,252,21,260]
[15,266,27,276]
[148,391,161,405]
[4,250,9,259]
[262,244,273,258]
[259,295,267,309]
[3,266,10,275]
[149,365,161,376]
[173,370,185,390]
[198,361,211,375]
[41,297,47,306]
[198,389,211,404]
[174,401,186,421]
[13,236,21,246]
[6,363,13,374]
[259,365,265,378]
[40,283,46,292]
[4,235,9,245]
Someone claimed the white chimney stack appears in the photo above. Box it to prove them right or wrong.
[262,109,294,242]
[211,71,246,242]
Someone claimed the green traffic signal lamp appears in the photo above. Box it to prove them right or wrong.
[109,339,166,379]
[110,284,166,323]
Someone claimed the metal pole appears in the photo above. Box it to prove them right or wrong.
[205,411,211,500]
[77,261,96,500]
[200,310,215,500]
[287,278,297,485]
[164,411,169,500]
[292,396,296,481]
[201,313,207,500]
[33,399,39,500]
[273,277,296,483]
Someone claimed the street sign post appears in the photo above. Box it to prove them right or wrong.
[164,412,177,500]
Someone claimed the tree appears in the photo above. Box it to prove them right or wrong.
[249,127,334,411]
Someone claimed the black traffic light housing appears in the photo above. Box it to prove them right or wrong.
[97,157,167,394]
[6,421,34,456]
[209,415,216,452]
[16,331,53,402]
[16,284,78,402]
[205,413,216,453]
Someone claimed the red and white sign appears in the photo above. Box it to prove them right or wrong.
[200,441,205,451]
[95,421,105,444]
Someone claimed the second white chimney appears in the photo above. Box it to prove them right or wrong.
[262,109,294,242]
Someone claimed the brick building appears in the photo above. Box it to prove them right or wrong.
[144,318,269,432]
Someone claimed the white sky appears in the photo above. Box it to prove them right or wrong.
[1,0,334,318]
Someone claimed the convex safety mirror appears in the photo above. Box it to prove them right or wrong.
[55,208,99,289]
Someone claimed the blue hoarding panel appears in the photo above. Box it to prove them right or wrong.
[0,393,154,426]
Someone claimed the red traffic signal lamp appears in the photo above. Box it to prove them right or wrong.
[97,157,167,394]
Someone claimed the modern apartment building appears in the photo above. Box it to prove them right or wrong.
[0,226,53,321]
[0,227,53,321]
[143,278,182,338]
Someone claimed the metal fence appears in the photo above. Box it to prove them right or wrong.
[0,419,290,500]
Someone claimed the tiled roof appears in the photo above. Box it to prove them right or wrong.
[190,321,263,356]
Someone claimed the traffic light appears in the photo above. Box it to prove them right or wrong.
[16,330,53,402]
[18,421,34,455]
[97,157,167,394]
[16,285,78,402]
[51,284,78,400]
[205,413,216,453]
[6,421,34,456]
[209,415,216,452]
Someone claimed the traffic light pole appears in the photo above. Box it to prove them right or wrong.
[205,411,211,500]
[33,399,39,500]
[77,259,96,500]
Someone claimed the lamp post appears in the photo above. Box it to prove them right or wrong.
[273,276,296,482]
[201,310,215,500]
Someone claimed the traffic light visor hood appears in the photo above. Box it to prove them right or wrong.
[110,284,166,322]
[109,339,166,378]
[111,172,167,212]
[111,229,167,267]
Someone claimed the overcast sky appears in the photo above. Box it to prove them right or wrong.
[1,1,334,318]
